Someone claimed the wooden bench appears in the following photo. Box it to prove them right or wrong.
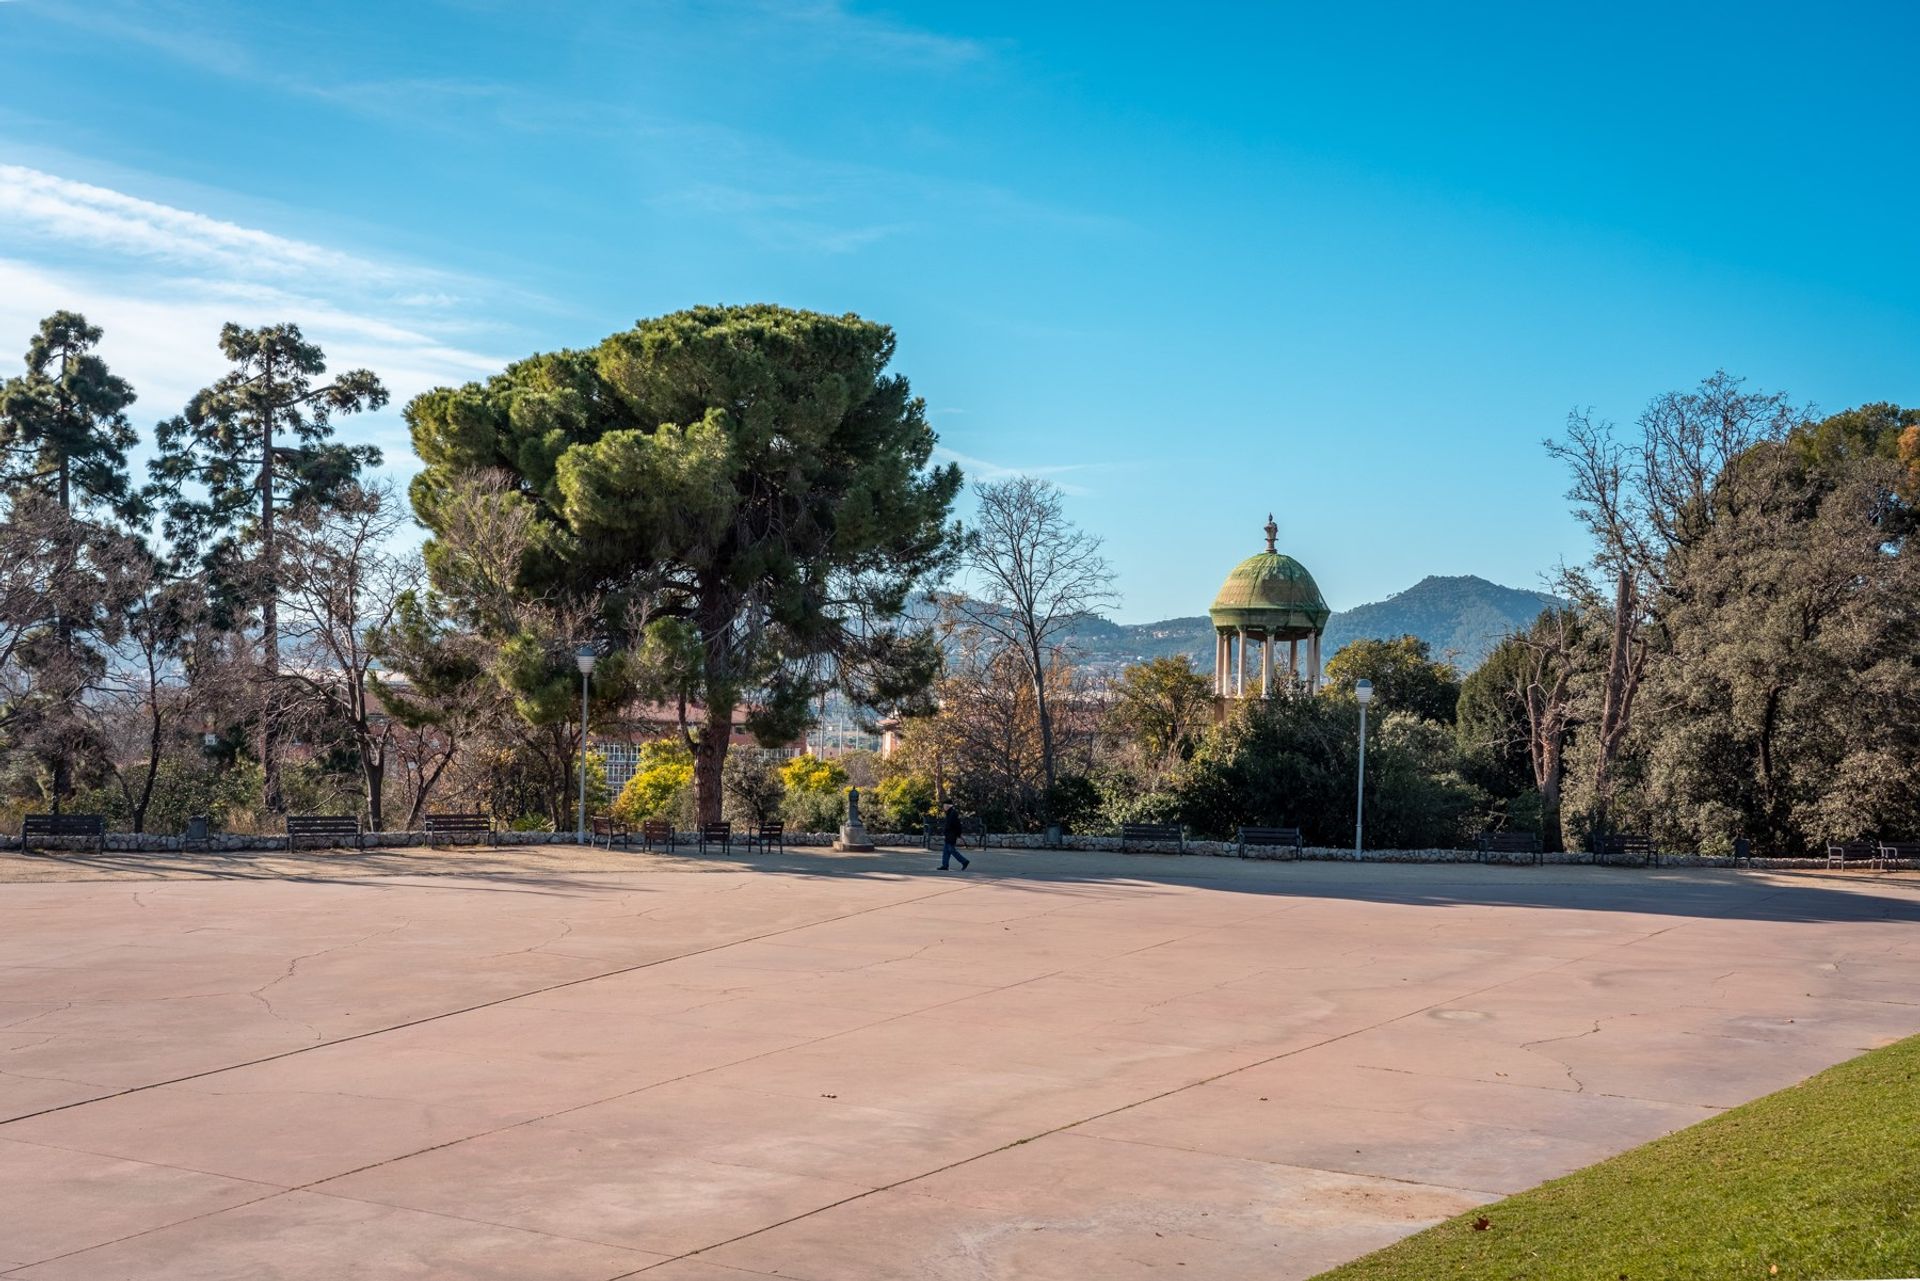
[1477,829,1542,865]
[286,814,361,850]
[423,812,496,846]
[699,820,732,855]
[1827,840,1881,870]
[640,819,676,851]
[20,813,105,854]
[1595,832,1654,866]
[590,815,630,848]
[743,821,784,854]
[922,815,984,850]
[1119,822,1185,853]
[1236,826,1303,859]
[1878,840,1920,869]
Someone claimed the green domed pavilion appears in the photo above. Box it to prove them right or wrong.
[1208,516,1331,699]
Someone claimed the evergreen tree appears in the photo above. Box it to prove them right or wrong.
[0,312,143,806]
[408,305,961,823]
[149,323,386,811]
[0,311,140,520]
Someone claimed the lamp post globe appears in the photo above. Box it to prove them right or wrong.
[576,647,597,839]
[1353,680,1373,855]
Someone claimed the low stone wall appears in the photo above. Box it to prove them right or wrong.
[0,826,1848,869]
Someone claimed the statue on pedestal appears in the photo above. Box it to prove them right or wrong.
[834,784,874,852]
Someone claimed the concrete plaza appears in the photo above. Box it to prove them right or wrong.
[2,844,1917,1280]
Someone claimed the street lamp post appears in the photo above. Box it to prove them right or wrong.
[575,646,597,840]
[1354,679,1373,856]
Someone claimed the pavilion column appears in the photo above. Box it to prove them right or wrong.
[1289,638,1299,688]
[1261,633,1272,698]
[1309,632,1321,692]
[1235,626,1247,698]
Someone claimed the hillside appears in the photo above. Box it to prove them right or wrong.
[1062,575,1561,673]
[1320,575,1563,667]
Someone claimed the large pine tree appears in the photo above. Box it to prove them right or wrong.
[408,304,961,824]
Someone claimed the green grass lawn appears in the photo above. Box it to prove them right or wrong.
[1312,1032,1920,1281]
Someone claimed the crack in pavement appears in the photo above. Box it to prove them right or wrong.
[0,879,975,1128]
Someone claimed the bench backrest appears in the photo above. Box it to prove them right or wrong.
[425,812,492,830]
[1829,841,1878,858]
[286,818,359,837]
[22,814,105,836]
[1121,823,1182,839]
[641,819,673,837]
[758,822,783,837]
[590,815,625,832]
[1239,826,1302,844]
[286,815,360,834]
[1480,830,1541,851]
[1598,833,1652,853]
[702,821,732,837]
[1878,841,1920,856]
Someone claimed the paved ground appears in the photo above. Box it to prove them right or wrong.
[2,845,1917,1280]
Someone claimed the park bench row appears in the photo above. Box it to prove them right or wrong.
[17,811,1920,867]
[588,817,786,855]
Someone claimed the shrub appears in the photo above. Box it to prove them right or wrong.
[872,772,935,831]
[781,754,849,832]
[613,741,694,824]
[722,749,786,824]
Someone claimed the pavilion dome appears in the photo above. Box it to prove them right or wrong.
[1207,517,1331,638]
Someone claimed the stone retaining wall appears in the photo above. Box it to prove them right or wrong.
[0,827,1850,869]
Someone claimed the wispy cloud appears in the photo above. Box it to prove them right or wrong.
[0,165,425,290]
[0,163,521,484]
[933,446,1124,498]
[739,0,989,66]
[16,1,1086,260]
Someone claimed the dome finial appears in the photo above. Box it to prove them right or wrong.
[1263,513,1277,553]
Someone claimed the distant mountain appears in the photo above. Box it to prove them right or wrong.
[1319,576,1563,668]
[1059,575,1561,673]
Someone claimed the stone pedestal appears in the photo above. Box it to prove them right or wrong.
[833,823,875,853]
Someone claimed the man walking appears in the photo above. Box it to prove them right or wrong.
[939,803,970,871]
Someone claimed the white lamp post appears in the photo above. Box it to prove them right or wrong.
[1354,679,1373,856]
[575,646,597,840]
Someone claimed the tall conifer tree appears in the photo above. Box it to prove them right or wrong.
[0,312,142,806]
[150,323,386,812]
[0,311,140,519]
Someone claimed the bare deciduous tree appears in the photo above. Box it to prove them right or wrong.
[94,560,214,833]
[954,476,1117,813]
[1546,371,1797,838]
[276,482,418,830]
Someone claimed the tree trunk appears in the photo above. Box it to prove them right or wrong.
[362,751,384,832]
[1027,639,1056,815]
[131,697,165,834]
[693,709,729,826]
[1538,735,1564,852]
[1590,568,1639,842]
[404,745,454,830]
[51,454,73,811]
[259,368,282,814]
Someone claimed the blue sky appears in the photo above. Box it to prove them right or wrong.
[3,1,1916,620]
